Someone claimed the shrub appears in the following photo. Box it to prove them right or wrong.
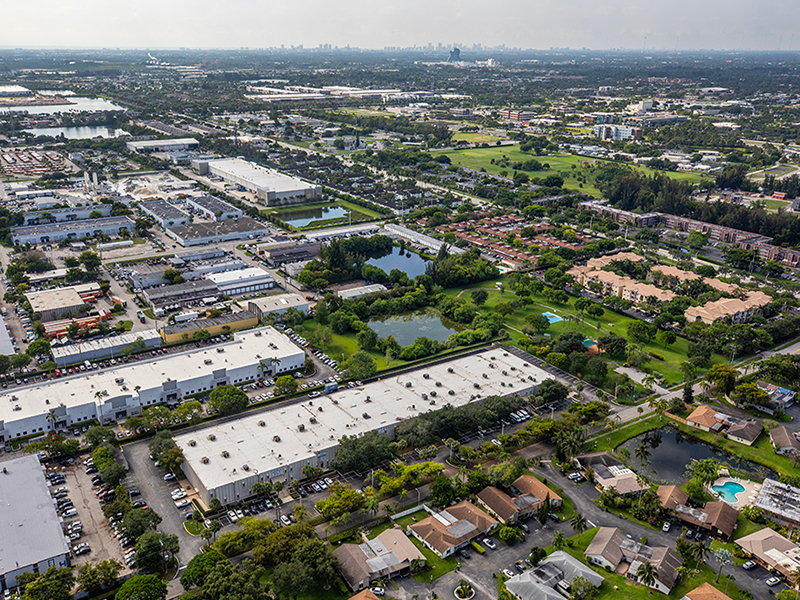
[470,540,486,555]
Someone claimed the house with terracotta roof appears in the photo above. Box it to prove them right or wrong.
[686,405,762,445]
[770,425,800,456]
[585,527,682,594]
[736,529,800,578]
[476,476,562,524]
[657,486,738,540]
[681,582,734,600]
[408,501,497,558]
[513,475,563,509]
[334,527,425,591]
[348,590,382,600]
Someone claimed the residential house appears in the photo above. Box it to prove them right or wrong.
[754,478,800,528]
[576,452,649,496]
[476,476,562,525]
[756,382,797,415]
[686,405,762,445]
[408,501,497,558]
[736,529,800,578]
[585,527,682,594]
[348,590,383,600]
[505,550,604,600]
[334,527,425,591]
[681,582,735,600]
[649,266,701,287]
[657,486,737,540]
[769,425,800,456]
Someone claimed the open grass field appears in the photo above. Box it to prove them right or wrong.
[761,198,791,210]
[443,276,727,386]
[452,132,501,144]
[298,320,392,370]
[429,144,714,197]
[408,535,459,581]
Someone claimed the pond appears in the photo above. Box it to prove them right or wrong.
[617,426,775,485]
[365,246,430,280]
[23,126,127,139]
[5,97,124,114]
[279,204,359,228]
[369,308,458,347]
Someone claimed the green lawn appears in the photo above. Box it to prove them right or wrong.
[408,535,458,581]
[591,416,662,452]
[366,520,394,540]
[429,145,713,197]
[444,277,726,386]
[731,513,764,541]
[394,510,429,530]
[119,320,133,332]
[672,420,800,480]
[184,520,204,536]
[298,321,390,370]
[452,132,501,144]
[762,199,791,210]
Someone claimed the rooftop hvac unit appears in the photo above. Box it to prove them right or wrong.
[208,434,216,441]
[242,464,250,471]
[362,412,371,419]
[447,367,454,373]
[221,450,229,458]
[435,381,442,387]
[298,424,305,431]
[423,373,430,379]
[188,440,196,447]
[201,457,209,464]
[405,382,412,387]
[272,435,281,442]
[258,421,266,427]
[309,417,317,424]
[204,359,213,365]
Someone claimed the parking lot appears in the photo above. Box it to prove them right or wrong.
[46,459,134,572]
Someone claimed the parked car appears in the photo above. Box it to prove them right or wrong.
[502,569,516,579]
[767,577,781,586]
[662,522,671,532]
[227,510,238,523]
[164,473,177,481]
[175,499,191,509]
[369,588,385,597]
[483,538,497,550]
[742,561,757,570]
[458,548,470,559]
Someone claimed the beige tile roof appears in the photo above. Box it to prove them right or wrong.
[687,405,720,429]
[684,582,734,600]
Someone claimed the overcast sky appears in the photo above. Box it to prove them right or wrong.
[3,0,799,52]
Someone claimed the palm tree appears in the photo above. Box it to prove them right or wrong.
[789,566,800,600]
[692,540,711,572]
[634,442,651,466]
[636,560,657,593]
[570,512,588,545]
[714,548,733,584]
[552,530,565,551]
[208,519,221,541]
[636,473,650,508]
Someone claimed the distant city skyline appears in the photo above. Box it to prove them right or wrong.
[1,0,799,52]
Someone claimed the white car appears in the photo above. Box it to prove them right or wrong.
[235,509,244,520]
[369,588,385,597]
[662,522,671,532]
[163,473,177,481]
[502,569,515,579]
[483,538,497,550]
[175,499,191,508]
[227,510,238,522]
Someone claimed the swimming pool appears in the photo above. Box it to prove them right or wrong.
[542,311,563,324]
[712,481,745,503]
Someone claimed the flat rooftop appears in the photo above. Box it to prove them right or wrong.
[0,327,302,426]
[140,200,190,221]
[187,195,239,214]
[175,349,547,491]
[167,217,270,240]
[11,216,134,236]
[144,279,218,301]
[0,454,70,573]
[128,138,199,150]
[755,478,800,523]
[248,293,307,312]
[51,329,162,360]
[207,267,273,286]
[162,311,257,336]
[27,287,85,312]
[208,158,315,193]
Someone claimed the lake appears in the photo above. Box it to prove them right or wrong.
[280,204,352,228]
[5,97,124,114]
[365,246,430,280]
[617,426,775,485]
[23,126,127,139]
[370,309,458,346]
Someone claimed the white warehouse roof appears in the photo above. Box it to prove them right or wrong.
[175,349,547,493]
[207,158,313,194]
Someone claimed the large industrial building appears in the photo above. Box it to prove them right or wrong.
[0,454,71,590]
[139,200,191,228]
[126,138,200,153]
[191,158,321,206]
[174,349,545,507]
[22,204,113,225]
[185,195,243,221]
[11,216,135,245]
[159,311,259,344]
[165,217,272,247]
[51,330,163,367]
[207,267,275,296]
[0,327,304,443]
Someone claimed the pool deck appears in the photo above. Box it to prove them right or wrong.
[711,477,761,509]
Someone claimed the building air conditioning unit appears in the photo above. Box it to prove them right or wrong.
[208,434,216,441]
[221,451,229,458]
[188,440,196,447]
[201,457,209,464]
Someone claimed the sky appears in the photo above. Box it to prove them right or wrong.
[3,0,799,52]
